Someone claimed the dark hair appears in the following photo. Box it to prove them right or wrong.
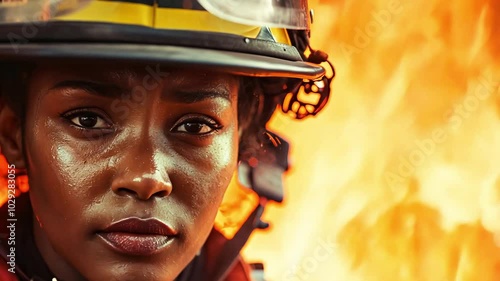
[0,62,32,117]
[237,77,270,161]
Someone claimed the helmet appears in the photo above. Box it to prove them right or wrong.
[0,0,334,120]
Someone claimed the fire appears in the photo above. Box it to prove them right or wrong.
[242,0,500,280]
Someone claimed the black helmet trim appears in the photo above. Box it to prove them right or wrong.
[0,22,302,60]
[0,21,324,79]
[0,43,324,79]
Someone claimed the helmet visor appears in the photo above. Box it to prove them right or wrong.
[197,0,309,29]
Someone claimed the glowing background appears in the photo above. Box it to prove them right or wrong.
[242,0,500,280]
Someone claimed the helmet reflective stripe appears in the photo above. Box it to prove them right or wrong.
[87,0,310,29]
[54,0,291,44]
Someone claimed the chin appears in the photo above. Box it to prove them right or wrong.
[83,262,178,281]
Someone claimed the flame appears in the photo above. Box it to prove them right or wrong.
[0,154,29,202]
[242,0,500,280]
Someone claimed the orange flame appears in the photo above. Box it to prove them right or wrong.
[242,0,500,280]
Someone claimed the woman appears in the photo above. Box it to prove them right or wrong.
[0,0,333,280]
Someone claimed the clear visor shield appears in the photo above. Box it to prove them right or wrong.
[197,0,309,29]
[0,0,90,22]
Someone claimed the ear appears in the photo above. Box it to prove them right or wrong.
[0,99,25,168]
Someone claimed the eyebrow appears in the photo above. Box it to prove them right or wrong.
[48,80,127,98]
[171,89,233,104]
[48,80,234,104]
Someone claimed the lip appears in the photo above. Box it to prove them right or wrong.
[97,217,177,256]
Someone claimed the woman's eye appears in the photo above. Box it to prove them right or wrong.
[66,112,111,129]
[174,119,220,135]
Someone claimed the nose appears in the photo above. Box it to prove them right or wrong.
[111,147,172,201]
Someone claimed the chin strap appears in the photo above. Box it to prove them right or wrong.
[211,130,289,281]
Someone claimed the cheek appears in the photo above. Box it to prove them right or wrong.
[174,125,239,241]
[26,142,90,230]
[24,119,110,236]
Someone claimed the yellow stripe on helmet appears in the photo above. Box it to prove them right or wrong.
[154,8,261,39]
[55,0,291,44]
[56,0,154,26]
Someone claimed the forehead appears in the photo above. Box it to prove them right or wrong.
[29,62,240,92]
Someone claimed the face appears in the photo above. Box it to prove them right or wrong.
[20,63,240,281]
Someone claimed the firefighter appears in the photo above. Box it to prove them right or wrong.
[0,0,333,280]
